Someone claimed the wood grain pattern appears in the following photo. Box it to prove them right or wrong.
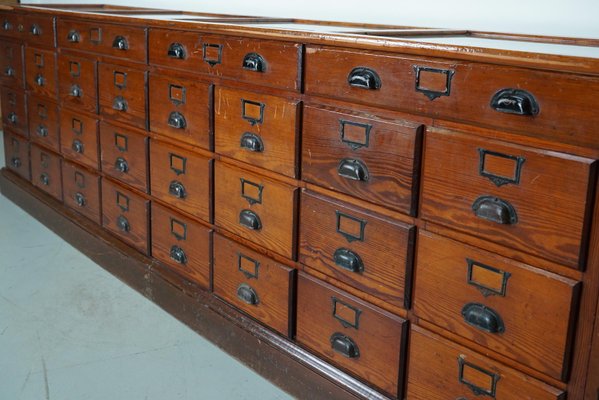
[22,14,55,48]
[27,94,59,152]
[1,85,28,137]
[213,233,294,336]
[60,109,99,170]
[61,160,102,224]
[3,130,30,180]
[57,53,97,114]
[0,40,24,89]
[30,144,62,201]
[24,46,57,99]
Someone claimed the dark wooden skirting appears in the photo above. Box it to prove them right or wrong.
[0,167,392,400]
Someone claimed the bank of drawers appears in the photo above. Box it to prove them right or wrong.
[1,10,595,400]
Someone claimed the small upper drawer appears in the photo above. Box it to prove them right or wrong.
[60,109,99,170]
[0,13,54,48]
[28,95,60,152]
[148,29,301,91]
[299,190,415,309]
[0,12,22,40]
[30,144,62,201]
[62,160,102,224]
[25,47,57,99]
[101,178,150,255]
[407,326,565,400]
[296,273,407,398]
[420,128,596,269]
[302,105,422,214]
[98,63,147,130]
[57,19,146,62]
[213,234,295,336]
[149,140,211,222]
[414,231,580,380]
[1,86,27,136]
[151,202,212,289]
[3,130,30,181]
[100,121,148,193]
[148,73,211,150]
[0,40,24,89]
[214,87,300,178]
[58,53,97,114]
[214,161,298,259]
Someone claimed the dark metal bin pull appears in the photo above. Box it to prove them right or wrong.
[72,140,84,154]
[7,112,17,124]
[333,248,364,273]
[242,53,266,72]
[170,245,188,265]
[167,111,186,129]
[112,35,128,50]
[472,195,518,225]
[39,173,49,186]
[490,88,539,116]
[11,157,21,168]
[461,303,505,334]
[70,85,82,97]
[30,24,41,36]
[34,74,45,86]
[74,192,86,207]
[116,215,130,232]
[36,125,48,137]
[338,159,369,182]
[114,157,129,173]
[112,96,128,111]
[240,132,264,152]
[168,181,187,199]
[4,66,14,77]
[239,209,262,231]
[347,67,381,90]
[237,283,259,305]
[67,30,80,43]
[167,42,186,59]
[330,333,360,358]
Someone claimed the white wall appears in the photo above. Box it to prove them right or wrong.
[22,0,599,38]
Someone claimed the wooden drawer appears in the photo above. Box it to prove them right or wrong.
[98,63,147,130]
[299,190,415,309]
[302,105,422,214]
[151,202,211,289]
[101,178,149,255]
[148,73,211,150]
[149,140,211,222]
[214,87,300,178]
[27,95,59,152]
[57,19,146,62]
[0,12,22,41]
[30,144,62,201]
[148,29,301,91]
[296,273,407,397]
[213,234,295,336]
[62,160,101,224]
[0,40,24,89]
[407,326,566,400]
[100,121,148,192]
[414,231,580,380]
[214,161,297,259]
[3,130,30,180]
[25,47,57,99]
[58,53,97,114]
[420,128,596,269]
[23,15,55,48]
[1,86,28,136]
[60,110,99,170]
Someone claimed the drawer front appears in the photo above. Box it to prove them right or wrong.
[99,121,148,192]
[414,231,580,380]
[3,130,30,180]
[407,326,566,400]
[302,105,421,214]
[0,12,23,41]
[101,179,149,254]
[28,95,59,152]
[98,63,147,130]
[151,203,211,289]
[213,234,294,336]
[24,15,55,48]
[214,161,297,259]
[0,40,24,89]
[299,190,415,309]
[1,86,28,136]
[57,19,146,62]
[214,87,300,178]
[58,54,97,114]
[421,128,596,269]
[296,273,407,397]
[30,144,62,200]
[149,29,301,91]
[149,141,211,222]
[60,110,99,170]
[25,47,57,99]
[148,74,211,150]
[62,161,101,224]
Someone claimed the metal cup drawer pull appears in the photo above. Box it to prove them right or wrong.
[116,215,130,232]
[70,85,82,98]
[167,111,186,129]
[67,30,80,43]
[338,158,369,182]
[333,248,364,273]
[74,192,86,207]
[36,125,48,137]
[112,35,128,50]
[112,96,128,111]
[472,195,518,225]
[169,245,188,265]
[72,139,84,154]
[461,302,505,334]
[347,67,381,90]
[240,132,264,152]
[4,66,14,77]
[34,74,45,86]
[242,52,267,73]
[39,173,50,186]
[239,209,262,230]
[11,157,21,168]
[168,180,187,199]
[236,283,259,305]
[330,333,360,358]
[114,157,129,173]
[167,42,186,59]
[2,20,12,31]
[30,24,41,36]
[7,112,17,124]
[490,88,539,116]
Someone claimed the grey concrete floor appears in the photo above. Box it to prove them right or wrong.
[0,131,293,400]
